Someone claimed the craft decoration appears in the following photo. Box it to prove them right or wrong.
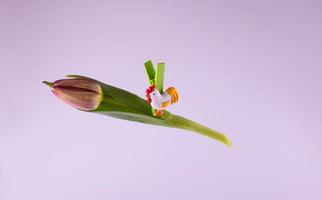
[43,60,231,146]
[144,61,179,116]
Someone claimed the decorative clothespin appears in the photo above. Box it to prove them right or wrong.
[144,60,179,116]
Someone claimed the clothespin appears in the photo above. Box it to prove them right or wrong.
[144,60,165,93]
[144,60,165,114]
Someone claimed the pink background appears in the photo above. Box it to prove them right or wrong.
[1,0,322,199]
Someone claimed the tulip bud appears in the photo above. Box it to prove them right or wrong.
[43,78,103,111]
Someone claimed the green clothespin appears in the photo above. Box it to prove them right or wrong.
[144,60,164,92]
[144,60,165,115]
[155,63,165,93]
[144,60,156,85]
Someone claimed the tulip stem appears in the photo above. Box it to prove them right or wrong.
[45,74,232,146]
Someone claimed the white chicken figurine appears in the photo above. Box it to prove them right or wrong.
[145,84,179,116]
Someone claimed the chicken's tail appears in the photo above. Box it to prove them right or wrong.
[166,87,179,104]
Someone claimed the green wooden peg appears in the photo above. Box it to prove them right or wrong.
[144,60,155,85]
[155,63,165,93]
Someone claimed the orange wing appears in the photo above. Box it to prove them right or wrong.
[165,87,179,104]
[161,100,171,108]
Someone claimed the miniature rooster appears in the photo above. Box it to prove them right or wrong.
[146,84,179,116]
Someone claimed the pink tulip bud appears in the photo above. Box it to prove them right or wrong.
[44,78,103,111]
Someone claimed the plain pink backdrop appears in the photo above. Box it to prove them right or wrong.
[1,0,322,199]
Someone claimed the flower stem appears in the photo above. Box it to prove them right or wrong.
[46,74,232,146]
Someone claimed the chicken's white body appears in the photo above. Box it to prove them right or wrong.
[150,89,172,110]
[146,85,179,116]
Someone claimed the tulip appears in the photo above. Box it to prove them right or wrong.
[43,75,231,146]
[43,78,103,111]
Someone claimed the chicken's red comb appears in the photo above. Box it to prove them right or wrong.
[146,84,155,94]
[145,84,155,103]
